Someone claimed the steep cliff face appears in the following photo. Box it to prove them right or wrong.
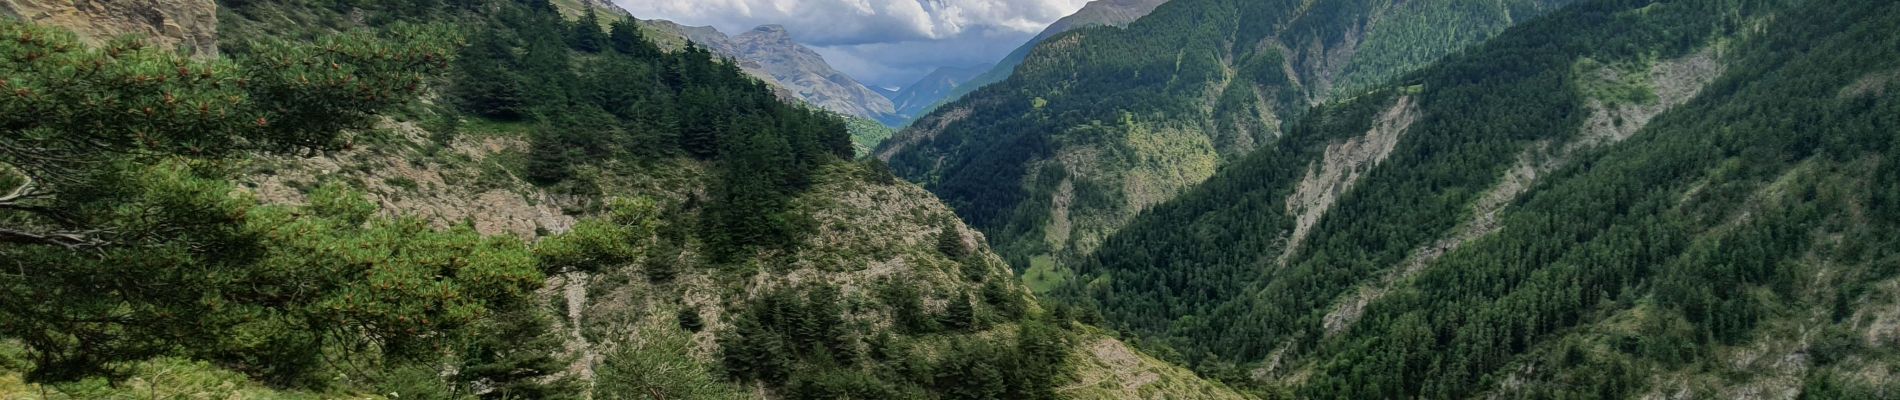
[0,0,217,55]
[732,25,899,123]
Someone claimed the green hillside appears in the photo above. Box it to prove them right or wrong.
[924,0,1172,125]
[0,0,1240,398]
[7,0,1895,398]
[846,115,897,155]
[1062,0,1900,397]
[879,0,1578,288]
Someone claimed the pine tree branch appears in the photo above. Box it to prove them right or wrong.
[0,170,83,226]
[0,173,31,204]
[0,228,107,250]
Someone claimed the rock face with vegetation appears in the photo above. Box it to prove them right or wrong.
[881,0,1578,291]
[1059,0,1900,397]
[937,0,1173,113]
[639,19,901,126]
[0,0,218,55]
[731,25,900,124]
[887,64,991,123]
[0,8,547,395]
[634,18,904,149]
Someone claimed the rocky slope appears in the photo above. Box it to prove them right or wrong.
[640,20,900,125]
[539,161,1248,399]
[633,19,792,103]
[880,0,1576,287]
[0,0,218,56]
[732,25,901,124]
[227,115,1245,398]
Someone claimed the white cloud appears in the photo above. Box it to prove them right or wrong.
[619,0,1089,44]
[616,0,1091,86]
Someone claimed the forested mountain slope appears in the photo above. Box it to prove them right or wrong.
[879,0,1577,286]
[927,0,1173,121]
[1062,0,1900,397]
[630,18,900,151]
[0,0,1241,398]
[888,64,991,123]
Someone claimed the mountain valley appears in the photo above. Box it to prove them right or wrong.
[1,0,1896,399]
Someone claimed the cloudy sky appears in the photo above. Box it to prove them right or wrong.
[614,0,1093,88]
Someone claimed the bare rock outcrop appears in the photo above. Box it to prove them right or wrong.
[244,122,574,240]
[1,0,217,56]
[1282,95,1418,264]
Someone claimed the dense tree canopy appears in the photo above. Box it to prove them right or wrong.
[0,18,556,387]
[429,0,853,260]
[1056,0,1900,397]
[716,284,1075,399]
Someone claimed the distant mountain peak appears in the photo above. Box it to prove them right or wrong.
[642,20,898,123]
[741,24,794,42]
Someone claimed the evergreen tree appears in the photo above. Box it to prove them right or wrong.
[644,240,682,282]
[0,21,550,384]
[937,219,969,259]
[524,128,578,185]
[677,87,724,159]
[942,294,978,332]
[598,327,744,399]
[452,30,528,119]
[982,280,1026,319]
[702,124,795,261]
[677,308,705,333]
[517,21,576,109]
[607,19,658,57]
[520,0,558,14]
[568,7,607,53]
[456,307,580,400]
[718,317,792,385]
[1009,321,1070,400]
[805,286,856,364]
[534,198,659,273]
[879,281,937,334]
[3,0,865,393]
[933,342,1006,400]
[786,370,899,400]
